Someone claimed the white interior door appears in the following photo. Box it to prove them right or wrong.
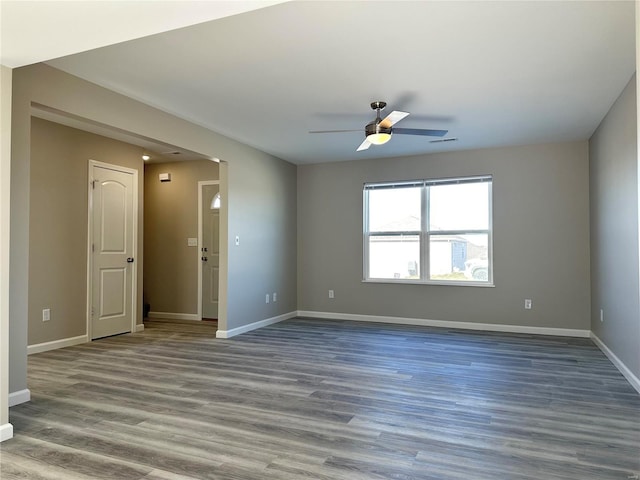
[90,163,135,339]
[201,184,220,319]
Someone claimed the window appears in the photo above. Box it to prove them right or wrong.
[210,192,221,210]
[363,175,492,284]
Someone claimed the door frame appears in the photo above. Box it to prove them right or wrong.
[86,160,139,340]
[197,180,220,320]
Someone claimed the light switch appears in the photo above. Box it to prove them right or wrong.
[187,238,197,247]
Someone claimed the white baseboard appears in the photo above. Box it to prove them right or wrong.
[135,323,144,332]
[217,311,297,339]
[296,311,591,338]
[0,423,13,442]
[590,332,640,394]
[8,389,30,407]
[28,334,88,355]
[148,311,200,321]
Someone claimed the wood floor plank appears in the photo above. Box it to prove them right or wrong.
[1,317,639,479]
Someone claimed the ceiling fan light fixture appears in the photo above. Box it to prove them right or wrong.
[367,132,392,145]
[309,100,448,152]
[365,121,392,145]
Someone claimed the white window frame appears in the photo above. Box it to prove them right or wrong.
[363,175,493,286]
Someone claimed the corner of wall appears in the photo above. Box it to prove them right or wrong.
[0,64,14,439]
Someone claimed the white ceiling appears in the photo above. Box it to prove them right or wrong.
[3,1,636,165]
[0,0,285,67]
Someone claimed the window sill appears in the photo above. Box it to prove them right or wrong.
[362,278,495,287]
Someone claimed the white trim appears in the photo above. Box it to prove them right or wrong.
[86,162,93,340]
[87,160,139,340]
[0,423,13,442]
[216,311,296,339]
[28,335,87,355]
[591,332,640,394]
[8,389,30,407]
[148,311,201,321]
[135,323,144,332]
[362,278,495,287]
[296,311,591,338]
[218,162,229,333]
[197,180,220,321]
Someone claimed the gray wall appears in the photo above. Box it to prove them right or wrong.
[144,160,219,316]
[298,141,591,331]
[10,63,297,395]
[227,152,297,327]
[29,118,145,346]
[589,74,640,380]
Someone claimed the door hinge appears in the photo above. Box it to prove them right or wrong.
[91,180,96,189]
[92,243,95,253]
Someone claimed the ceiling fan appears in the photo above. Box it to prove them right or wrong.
[310,101,448,151]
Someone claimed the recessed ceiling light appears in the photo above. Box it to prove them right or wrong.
[142,154,151,161]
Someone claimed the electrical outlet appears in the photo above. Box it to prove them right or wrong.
[600,309,604,322]
[524,299,532,310]
[265,294,270,304]
[328,290,334,299]
[272,293,277,302]
[42,308,50,322]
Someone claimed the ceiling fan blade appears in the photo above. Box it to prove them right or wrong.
[356,139,372,151]
[393,127,448,137]
[309,129,362,134]
[379,111,409,129]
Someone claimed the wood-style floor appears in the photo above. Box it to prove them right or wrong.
[1,318,639,480]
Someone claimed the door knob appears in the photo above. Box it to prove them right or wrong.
[126,257,134,263]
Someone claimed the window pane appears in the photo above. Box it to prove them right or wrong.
[211,192,221,209]
[369,235,420,279]
[368,187,421,232]
[429,234,489,281]
[429,182,489,231]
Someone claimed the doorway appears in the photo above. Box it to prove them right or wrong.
[199,181,220,320]
[88,160,138,339]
